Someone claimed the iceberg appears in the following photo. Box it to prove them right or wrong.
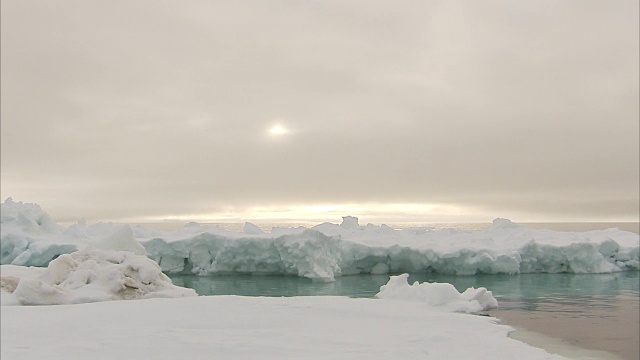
[2,199,638,281]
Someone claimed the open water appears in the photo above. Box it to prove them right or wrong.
[168,271,639,300]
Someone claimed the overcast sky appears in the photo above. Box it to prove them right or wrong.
[1,0,638,223]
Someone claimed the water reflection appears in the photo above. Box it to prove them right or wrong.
[167,271,639,301]
[410,272,639,298]
[407,272,639,315]
[168,273,393,298]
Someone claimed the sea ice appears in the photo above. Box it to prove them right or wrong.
[2,199,639,281]
[0,294,566,360]
[243,221,265,234]
[375,273,498,313]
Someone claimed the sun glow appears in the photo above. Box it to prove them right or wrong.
[268,124,289,136]
[140,202,488,224]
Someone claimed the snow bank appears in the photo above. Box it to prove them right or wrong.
[375,274,498,313]
[0,295,566,360]
[2,199,639,281]
[1,248,197,305]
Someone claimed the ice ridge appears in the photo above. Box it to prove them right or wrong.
[2,199,638,281]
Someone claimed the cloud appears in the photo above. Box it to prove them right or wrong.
[1,0,638,222]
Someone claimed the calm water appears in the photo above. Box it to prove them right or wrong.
[167,271,639,300]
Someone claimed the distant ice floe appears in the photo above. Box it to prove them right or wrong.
[1,198,639,282]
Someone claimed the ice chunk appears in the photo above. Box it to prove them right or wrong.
[375,273,498,313]
[340,215,359,229]
[0,197,62,234]
[94,224,147,255]
[1,248,197,305]
[243,222,264,234]
[492,218,521,229]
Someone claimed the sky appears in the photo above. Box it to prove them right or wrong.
[1,0,638,224]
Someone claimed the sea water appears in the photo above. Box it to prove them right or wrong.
[167,270,639,299]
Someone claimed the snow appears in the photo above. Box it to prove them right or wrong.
[93,224,147,255]
[0,295,566,360]
[375,273,498,313]
[1,248,196,305]
[2,199,639,281]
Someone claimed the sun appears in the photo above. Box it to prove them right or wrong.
[268,124,289,136]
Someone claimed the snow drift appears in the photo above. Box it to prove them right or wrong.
[1,248,197,305]
[2,198,638,281]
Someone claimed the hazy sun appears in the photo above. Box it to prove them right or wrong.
[268,124,289,136]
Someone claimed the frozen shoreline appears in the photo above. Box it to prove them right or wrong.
[1,295,567,360]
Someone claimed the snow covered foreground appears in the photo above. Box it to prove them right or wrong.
[1,295,566,360]
[2,198,638,281]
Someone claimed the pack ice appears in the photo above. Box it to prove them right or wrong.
[1,198,638,282]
